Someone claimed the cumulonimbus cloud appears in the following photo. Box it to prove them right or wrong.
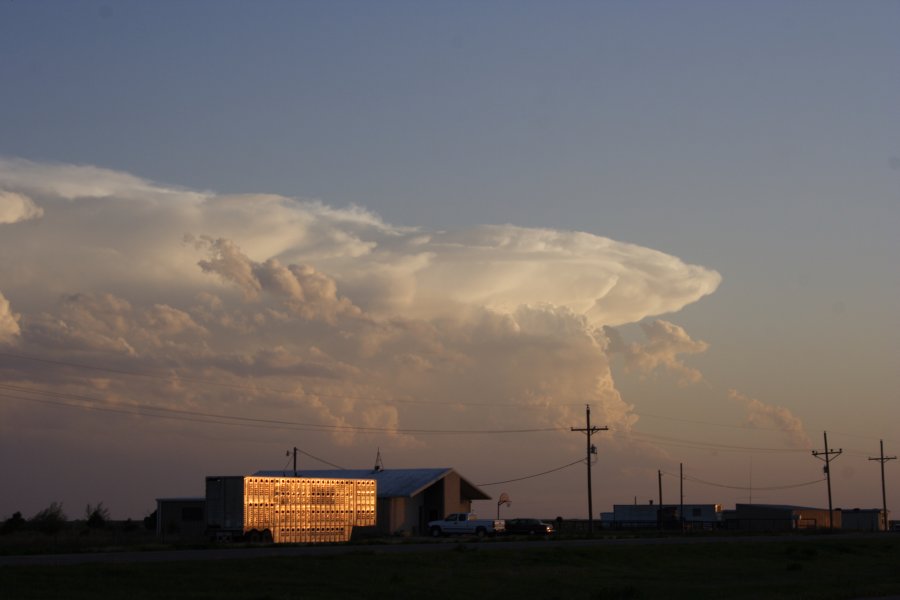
[0,158,720,448]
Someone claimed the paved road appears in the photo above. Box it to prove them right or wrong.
[0,532,885,567]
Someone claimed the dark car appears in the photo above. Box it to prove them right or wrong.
[504,518,554,536]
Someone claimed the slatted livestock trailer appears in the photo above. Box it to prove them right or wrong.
[205,475,376,543]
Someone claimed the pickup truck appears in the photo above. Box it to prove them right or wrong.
[427,513,505,537]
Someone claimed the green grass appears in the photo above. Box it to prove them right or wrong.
[1,537,899,599]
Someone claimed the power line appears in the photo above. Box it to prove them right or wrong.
[477,458,585,486]
[0,350,582,408]
[625,430,810,454]
[661,470,825,492]
[0,387,566,435]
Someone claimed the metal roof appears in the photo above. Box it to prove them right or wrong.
[253,467,491,500]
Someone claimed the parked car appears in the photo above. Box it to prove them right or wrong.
[504,518,554,536]
[427,513,505,537]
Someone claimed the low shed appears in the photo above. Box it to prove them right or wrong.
[723,504,838,530]
[155,497,206,539]
[841,508,887,531]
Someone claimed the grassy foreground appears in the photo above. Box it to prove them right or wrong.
[1,536,899,599]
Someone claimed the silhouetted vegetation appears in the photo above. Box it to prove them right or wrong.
[84,503,110,529]
[29,503,67,535]
[0,512,26,535]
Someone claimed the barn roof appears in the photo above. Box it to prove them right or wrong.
[253,467,491,500]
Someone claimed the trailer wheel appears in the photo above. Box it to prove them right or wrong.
[430,526,442,537]
[261,529,273,544]
[247,529,261,543]
[476,527,486,538]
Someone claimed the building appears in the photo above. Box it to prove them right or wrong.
[256,468,492,536]
[604,503,722,529]
[722,504,838,530]
[155,497,206,539]
[841,508,888,532]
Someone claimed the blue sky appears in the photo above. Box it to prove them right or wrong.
[1,1,899,520]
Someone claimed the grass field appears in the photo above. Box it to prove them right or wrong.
[1,536,899,599]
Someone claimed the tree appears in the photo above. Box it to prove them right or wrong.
[30,502,67,534]
[1,512,26,534]
[85,502,111,529]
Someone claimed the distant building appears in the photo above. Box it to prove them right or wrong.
[155,497,206,539]
[604,503,722,529]
[841,508,887,532]
[255,468,492,536]
[722,504,838,530]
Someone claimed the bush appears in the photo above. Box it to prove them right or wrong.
[30,502,67,534]
[85,502,111,529]
[1,511,26,534]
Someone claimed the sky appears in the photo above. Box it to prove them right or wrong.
[1,1,899,523]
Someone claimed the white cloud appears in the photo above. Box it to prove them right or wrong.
[0,190,43,224]
[729,389,812,449]
[0,291,21,344]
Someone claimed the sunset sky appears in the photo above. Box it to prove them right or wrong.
[1,1,898,522]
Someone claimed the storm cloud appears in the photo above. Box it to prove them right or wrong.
[0,158,723,515]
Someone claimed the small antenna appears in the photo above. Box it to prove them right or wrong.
[374,448,384,472]
[285,447,298,476]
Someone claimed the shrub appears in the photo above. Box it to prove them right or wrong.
[85,502,111,529]
[30,502,67,534]
[1,511,26,534]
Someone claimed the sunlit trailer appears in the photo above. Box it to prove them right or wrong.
[205,475,376,543]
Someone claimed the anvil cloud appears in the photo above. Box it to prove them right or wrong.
[0,158,721,514]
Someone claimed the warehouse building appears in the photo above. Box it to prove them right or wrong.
[841,508,888,532]
[602,503,722,529]
[722,504,838,530]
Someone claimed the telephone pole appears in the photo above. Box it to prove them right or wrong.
[658,469,663,530]
[571,404,607,536]
[680,462,684,532]
[812,431,842,529]
[868,440,896,531]
[287,446,299,476]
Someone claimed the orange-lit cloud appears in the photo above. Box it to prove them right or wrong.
[0,190,43,224]
[0,291,21,344]
[605,320,709,386]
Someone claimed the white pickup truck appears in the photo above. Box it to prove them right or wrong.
[427,512,505,537]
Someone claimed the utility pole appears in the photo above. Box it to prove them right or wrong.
[868,440,896,531]
[570,404,607,536]
[291,447,299,476]
[658,469,663,530]
[812,431,842,529]
[680,462,684,532]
